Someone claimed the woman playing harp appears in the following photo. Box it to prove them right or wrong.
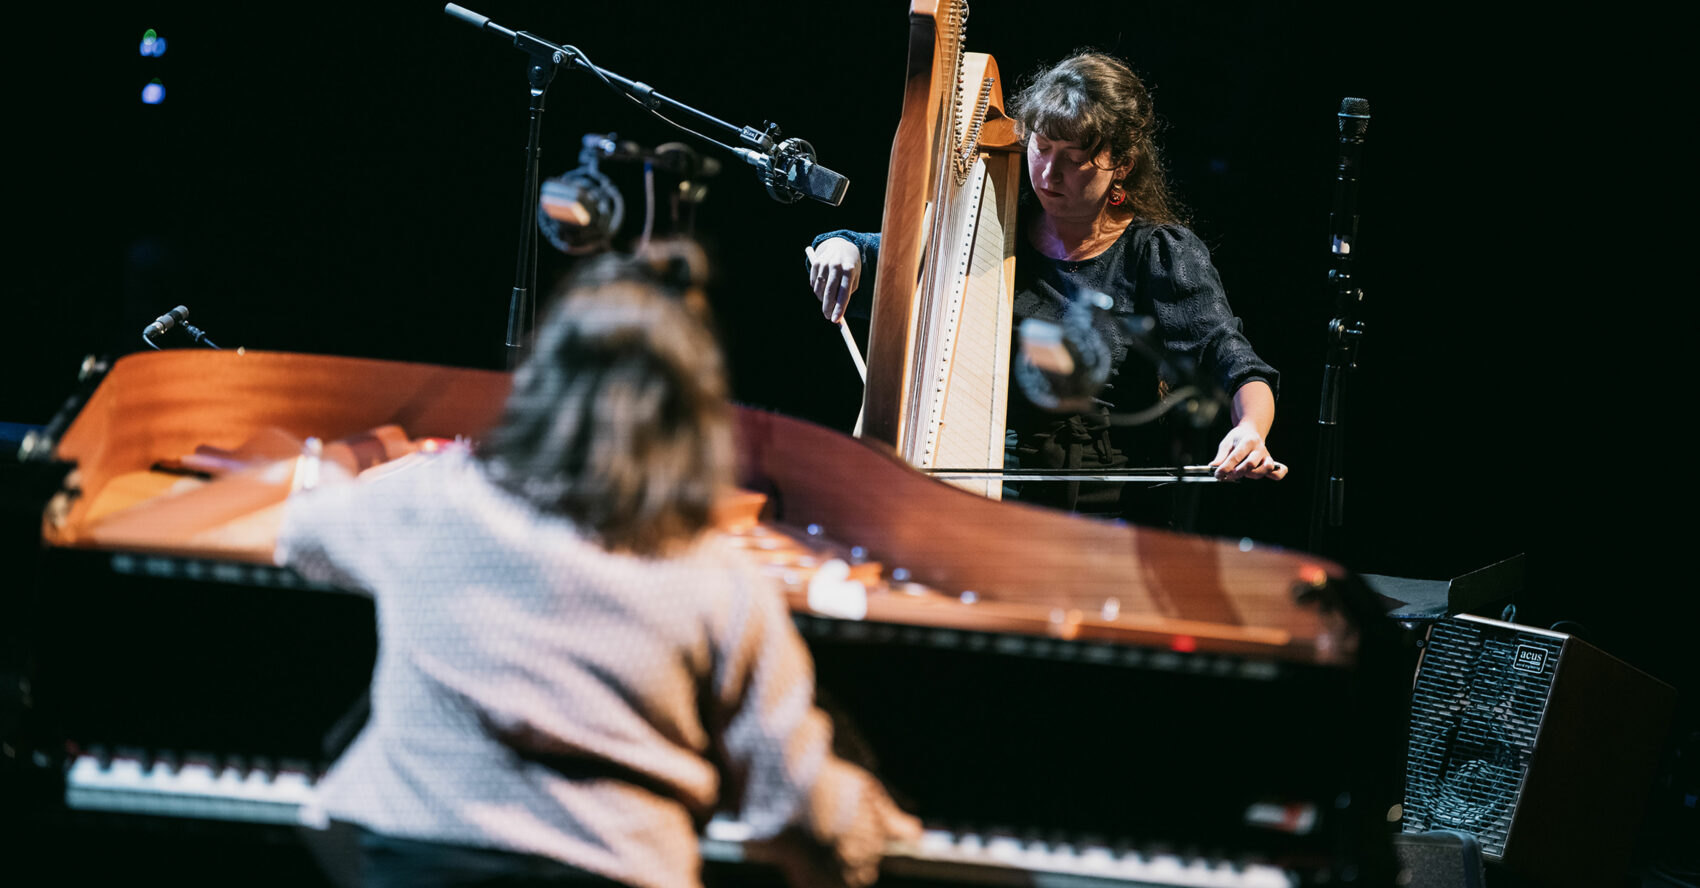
[807,50,1286,522]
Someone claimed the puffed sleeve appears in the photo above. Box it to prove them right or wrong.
[706,567,899,887]
[1137,225,1279,398]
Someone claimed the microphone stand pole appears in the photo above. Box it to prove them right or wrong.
[507,51,556,366]
[444,6,563,366]
[1309,98,1370,557]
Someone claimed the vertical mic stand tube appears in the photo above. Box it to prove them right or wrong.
[505,46,560,364]
[1309,99,1369,557]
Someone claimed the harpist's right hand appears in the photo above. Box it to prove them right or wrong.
[805,238,861,323]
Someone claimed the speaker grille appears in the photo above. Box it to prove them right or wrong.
[1403,619,1562,857]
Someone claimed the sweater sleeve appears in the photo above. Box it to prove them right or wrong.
[273,479,374,594]
[707,567,899,886]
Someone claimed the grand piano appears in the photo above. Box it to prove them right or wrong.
[3,350,1402,887]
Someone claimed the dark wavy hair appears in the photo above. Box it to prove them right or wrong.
[1011,50,1188,226]
[480,240,733,556]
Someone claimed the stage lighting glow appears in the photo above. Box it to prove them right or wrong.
[139,29,168,58]
[141,80,166,105]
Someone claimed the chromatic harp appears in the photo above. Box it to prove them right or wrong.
[860,0,1022,498]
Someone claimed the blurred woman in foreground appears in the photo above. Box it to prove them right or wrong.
[279,242,917,888]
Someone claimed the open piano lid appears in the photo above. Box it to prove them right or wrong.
[42,349,1356,665]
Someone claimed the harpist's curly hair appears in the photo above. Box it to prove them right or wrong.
[1012,51,1188,227]
[481,240,732,556]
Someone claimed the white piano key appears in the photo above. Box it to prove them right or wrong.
[703,815,753,843]
[1241,864,1294,888]
[1142,853,1187,883]
[1038,841,1087,875]
[1022,837,1060,866]
[67,754,105,785]
[918,828,955,854]
[212,764,251,800]
[173,761,217,794]
[1077,842,1117,870]
[1181,861,1224,888]
[1208,858,1255,888]
[271,769,316,805]
[102,756,147,790]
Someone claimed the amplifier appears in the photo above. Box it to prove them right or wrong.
[1402,614,1675,887]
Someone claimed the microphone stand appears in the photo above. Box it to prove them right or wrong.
[442,7,564,366]
[1309,98,1370,557]
[443,4,850,363]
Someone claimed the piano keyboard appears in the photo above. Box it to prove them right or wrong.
[703,817,1292,888]
[62,753,1293,888]
[65,751,319,826]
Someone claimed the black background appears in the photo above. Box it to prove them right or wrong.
[10,4,1683,697]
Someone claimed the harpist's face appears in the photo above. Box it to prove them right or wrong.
[1027,134,1121,221]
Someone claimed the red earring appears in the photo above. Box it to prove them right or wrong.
[1108,184,1127,206]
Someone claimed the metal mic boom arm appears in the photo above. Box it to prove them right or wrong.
[443,4,848,205]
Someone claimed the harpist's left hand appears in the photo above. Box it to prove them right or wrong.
[1210,423,1288,481]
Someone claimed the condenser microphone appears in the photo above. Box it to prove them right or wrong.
[1332,97,1370,260]
[143,305,190,341]
[734,137,849,205]
[142,305,221,349]
[1014,292,1114,413]
[1338,96,1370,139]
[538,168,625,255]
